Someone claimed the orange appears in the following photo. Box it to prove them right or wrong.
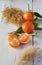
[8,34,20,48]
[23,12,34,21]
[22,21,34,34]
[18,33,31,44]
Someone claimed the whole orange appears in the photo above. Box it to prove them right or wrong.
[22,21,34,34]
[23,12,34,21]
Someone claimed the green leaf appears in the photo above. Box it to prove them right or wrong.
[30,32,37,36]
[33,18,38,29]
[10,27,23,34]
[15,27,23,33]
[14,27,23,36]
[9,27,24,36]
[35,27,42,30]
[33,12,42,18]
[14,33,20,36]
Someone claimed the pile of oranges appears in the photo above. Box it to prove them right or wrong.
[8,11,34,48]
[22,11,34,34]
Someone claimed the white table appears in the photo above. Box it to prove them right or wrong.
[0,0,42,65]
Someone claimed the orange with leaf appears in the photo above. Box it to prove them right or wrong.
[7,8,42,48]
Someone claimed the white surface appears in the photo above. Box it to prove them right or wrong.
[0,0,42,65]
[33,0,42,14]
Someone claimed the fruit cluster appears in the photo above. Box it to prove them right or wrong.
[22,11,34,34]
[8,33,30,48]
[8,11,42,48]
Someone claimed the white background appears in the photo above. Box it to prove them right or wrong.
[0,0,42,65]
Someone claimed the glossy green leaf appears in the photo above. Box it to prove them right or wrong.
[35,27,42,30]
[9,27,23,36]
[34,12,42,18]
[30,32,37,36]
[15,27,23,33]
[33,18,38,29]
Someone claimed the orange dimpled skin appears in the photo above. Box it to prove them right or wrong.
[18,33,31,44]
[30,23,34,33]
[22,22,34,34]
[8,34,20,48]
[23,12,34,21]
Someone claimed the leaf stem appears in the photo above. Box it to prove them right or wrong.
[35,27,42,30]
